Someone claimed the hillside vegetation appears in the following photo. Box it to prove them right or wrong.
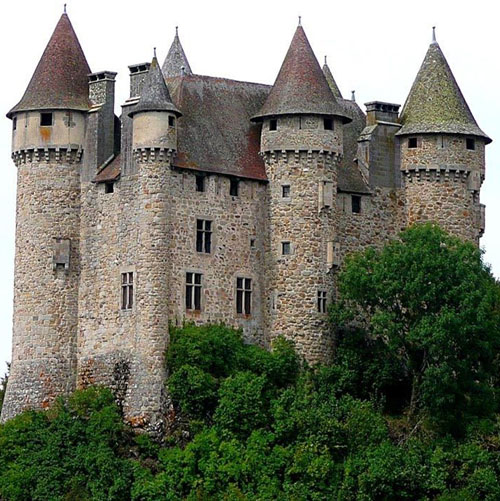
[1,224,500,500]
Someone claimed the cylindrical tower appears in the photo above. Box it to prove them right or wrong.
[1,12,90,421]
[253,25,350,363]
[397,33,491,243]
[127,55,181,432]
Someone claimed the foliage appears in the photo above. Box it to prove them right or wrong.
[331,224,500,433]
[0,362,9,415]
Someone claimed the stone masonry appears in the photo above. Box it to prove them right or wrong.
[1,13,491,429]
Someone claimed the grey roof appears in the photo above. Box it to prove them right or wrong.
[168,74,269,180]
[129,56,181,117]
[397,41,491,143]
[162,28,193,78]
[7,13,91,118]
[252,26,350,122]
[322,59,342,99]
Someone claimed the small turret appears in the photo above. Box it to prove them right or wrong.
[322,56,343,100]
[130,54,181,160]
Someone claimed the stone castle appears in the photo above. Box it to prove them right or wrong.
[1,11,490,429]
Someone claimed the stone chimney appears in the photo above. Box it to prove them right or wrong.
[128,62,151,99]
[365,101,400,126]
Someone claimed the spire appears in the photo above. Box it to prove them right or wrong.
[129,55,181,117]
[431,26,437,44]
[7,12,91,118]
[162,27,193,78]
[252,25,349,122]
[322,56,342,99]
[397,39,490,142]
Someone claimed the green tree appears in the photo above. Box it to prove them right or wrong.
[0,362,9,415]
[331,224,500,432]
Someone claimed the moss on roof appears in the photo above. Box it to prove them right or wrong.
[397,42,490,143]
[322,60,343,100]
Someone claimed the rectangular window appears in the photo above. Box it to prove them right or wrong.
[196,219,212,253]
[186,272,202,311]
[40,112,53,126]
[230,179,239,197]
[466,138,475,150]
[323,118,333,130]
[269,119,277,131]
[352,195,361,214]
[236,277,252,315]
[317,290,327,313]
[105,182,114,194]
[281,241,291,255]
[282,184,290,198]
[408,137,418,149]
[168,116,175,127]
[195,175,205,192]
[12,117,17,131]
[121,272,134,310]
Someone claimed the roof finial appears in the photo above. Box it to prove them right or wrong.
[351,90,356,102]
[154,47,157,58]
[432,26,437,44]
[176,26,179,36]
[298,15,301,26]
[63,3,66,13]
[324,55,327,65]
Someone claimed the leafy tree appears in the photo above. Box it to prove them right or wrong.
[0,362,9,415]
[331,224,500,432]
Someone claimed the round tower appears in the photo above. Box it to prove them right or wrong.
[396,30,491,243]
[252,24,350,363]
[1,12,90,421]
[126,55,181,432]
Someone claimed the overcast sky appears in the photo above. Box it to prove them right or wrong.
[0,0,498,371]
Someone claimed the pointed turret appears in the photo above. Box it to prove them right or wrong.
[252,25,349,122]
[397,34,490,143]
[7,12,90,118]
[130,55,181,117]
[322,56,342,99]
[162,27,193,78]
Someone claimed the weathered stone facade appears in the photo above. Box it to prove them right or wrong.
[1,14,491,428]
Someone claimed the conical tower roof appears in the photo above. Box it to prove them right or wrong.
[129,55,181,117]
[162,27,193,78]
[322,57,342,99]
[252,25,349,122]
[397,38,490,143]
[7,12,91,119]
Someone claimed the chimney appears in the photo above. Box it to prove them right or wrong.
[365,101,400,126]
[128,62,151,98]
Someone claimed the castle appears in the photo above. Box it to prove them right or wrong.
[1,11,490,430]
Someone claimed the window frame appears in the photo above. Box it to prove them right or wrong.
[281,184,291,199]
[317,290,327,313]
[121,271,134,311]
[236,277,252,315]
[195,175,205,192]
[281,241,291,256]
[168,115,175,128]
[351,195,361,214]
[323,117,334,130]
[229,179,239,197]
[269,119,277,131]
[466,138,476,151]
[186,272,202,311]
[196,219,212,254]
[40,112,53,127]
[408,137,418,149]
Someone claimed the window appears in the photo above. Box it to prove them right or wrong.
[12,117,17,131]
[196,175,205,192]
[408,137,418,149]
[282,185,290,198]
[196,219,212,253]
[236,277,252,315]
[466,138,475,150]
[269,119,277,131]
[40,112,53,126]
[317,290,327,313]
[168,116,175,127]
[438,136,446,149]
[352,195,361,214]
[105,182,114,194]
[121,272,134,310]
[250,238,255,248]
[281,241,291,255]
[230,179,239,197]
[324,118,333,130]
[186,272,202,310]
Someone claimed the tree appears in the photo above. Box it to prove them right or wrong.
[0,363,9,415]
[331,224,500,432]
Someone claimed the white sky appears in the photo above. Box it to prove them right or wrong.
[0,0,499,371]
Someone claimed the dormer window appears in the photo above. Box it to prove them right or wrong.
[168,116,175,127]
[323,118,333,130]
[269,119,277,131]
[408,137,418,149]
[466,138,475,150]
[40,112,53,126]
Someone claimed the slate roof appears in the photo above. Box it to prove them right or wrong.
[252,26,349,122]
[322,59,342,99]
[129,56,181,117]
[167,74,269,180]
[162,28,193,78]
[94,154,121,183]
[397,41,491,143]
[7,13,91,118]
